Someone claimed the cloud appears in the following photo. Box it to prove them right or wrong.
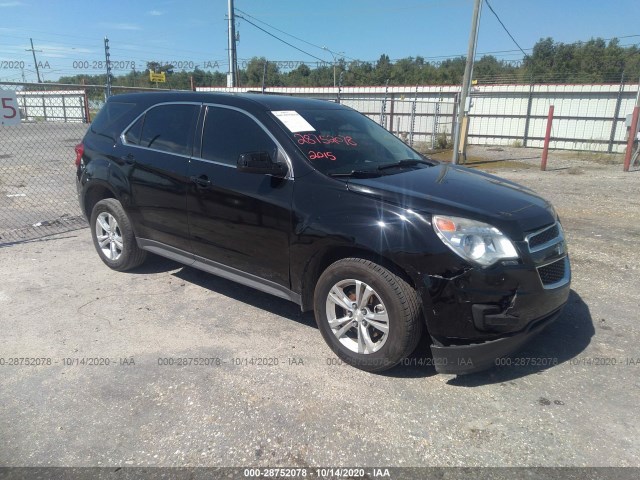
[115,43,143,52]
[99,22,142,31]
[147,10,164,16]
[24,43,95,59]
[0,1,24,6]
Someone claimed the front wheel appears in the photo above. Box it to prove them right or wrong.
[313,258,423,372]
[90,198,147,271]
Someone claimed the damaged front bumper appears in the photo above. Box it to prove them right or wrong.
[421,251,571,375]
[430,305,565,374]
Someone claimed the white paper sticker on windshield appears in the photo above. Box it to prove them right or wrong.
[271,110,315,133]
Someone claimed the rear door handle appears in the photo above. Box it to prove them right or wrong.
[190,175,211,188]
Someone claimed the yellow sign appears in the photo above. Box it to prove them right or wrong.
[149,72,166,83]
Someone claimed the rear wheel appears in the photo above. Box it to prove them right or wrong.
[314,258,422,372]
[90,198,147,271]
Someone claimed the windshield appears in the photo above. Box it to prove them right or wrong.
[271,108,429,176]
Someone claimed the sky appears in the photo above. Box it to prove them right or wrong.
[0,0,639,82]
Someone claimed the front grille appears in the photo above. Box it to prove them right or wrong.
[528,223,560,250]
[537,258,567,286]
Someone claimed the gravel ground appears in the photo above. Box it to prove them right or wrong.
[0,146,639,470]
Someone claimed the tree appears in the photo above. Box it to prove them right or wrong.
[243,57,282,87]
[48,36,639,89]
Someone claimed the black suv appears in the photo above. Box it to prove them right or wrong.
[76,92,570,374]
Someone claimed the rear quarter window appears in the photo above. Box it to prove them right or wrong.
[90,101,137,141]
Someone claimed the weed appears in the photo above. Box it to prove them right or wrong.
[435,132,452,150]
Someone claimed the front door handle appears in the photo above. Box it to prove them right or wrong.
[190,175,211,189]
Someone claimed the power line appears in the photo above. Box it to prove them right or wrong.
[234,14,326,63]
[235,9,323,52]
[484,0,528,58]
[235,8,356,62]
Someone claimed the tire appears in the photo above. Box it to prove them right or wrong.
[90,198,147,271]
[313,258,423,372]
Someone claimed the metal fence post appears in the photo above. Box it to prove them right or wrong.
[389,94,395,135]
[22,94,29,120]
[409,96,417,147]
[523,82,534,147]
[379,80,389,128]
[623,106,639,172]
[83,90,90,123]
[608,74,625,153]
[433,101,441,150]
[41,94,47,121]
[451,93,459,151]
[541,105,554,171]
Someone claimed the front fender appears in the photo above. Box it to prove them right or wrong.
[290,172,453,316]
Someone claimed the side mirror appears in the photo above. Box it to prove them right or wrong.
[237,151,288,177]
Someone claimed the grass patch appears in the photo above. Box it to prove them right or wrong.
[422,150,534,170]
[570,151,622,165]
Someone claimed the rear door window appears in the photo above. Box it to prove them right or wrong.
[138,104,199,156]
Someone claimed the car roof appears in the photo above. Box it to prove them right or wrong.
[110,91,344,113]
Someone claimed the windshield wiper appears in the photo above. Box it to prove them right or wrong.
[377,159,435,170]
[328,170,382,178]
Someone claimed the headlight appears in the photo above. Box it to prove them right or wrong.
[433,215,519,267]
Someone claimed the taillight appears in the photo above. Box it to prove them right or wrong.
[75,143,84,167]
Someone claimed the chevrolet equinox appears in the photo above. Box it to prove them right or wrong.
[75,92,571,374]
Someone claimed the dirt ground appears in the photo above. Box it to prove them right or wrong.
[0,145,639,470]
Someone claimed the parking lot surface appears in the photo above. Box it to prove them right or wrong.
[0,150,638,467]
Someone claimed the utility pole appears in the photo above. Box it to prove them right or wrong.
[452,0,482,165]
[227,0,238,87]
[104,37,112,99]
[337,71,344,104]
[261,60,267,93]
[26,38,42,83]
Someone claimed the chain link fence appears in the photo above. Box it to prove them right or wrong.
[336,95,456,152]
[0,82,185,245]
[1,83,87,244]
[202,84,640,154]
[3,81,638,244]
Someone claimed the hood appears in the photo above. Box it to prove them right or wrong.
[346,164,555,236]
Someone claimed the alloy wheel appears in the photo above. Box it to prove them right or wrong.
[325,279,390,354]
[95,212,123,261]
